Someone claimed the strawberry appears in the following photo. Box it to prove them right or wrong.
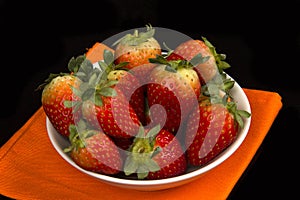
[38,71,82,138]
[112,24,161,81]
[171,37,229,85]
[95,49,148,125]
[182,38,251,166]
[146,55,202,134]
[107,69,147,125]
[124,125,187,180]
[38,54,103,138]
[65,124,123,175]
[82,87,141,139]
[185,97,251,166]
[64,49,141,139]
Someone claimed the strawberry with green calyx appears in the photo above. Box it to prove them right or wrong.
[113,24,161,81]
[59,50,141,139]
[169,37,230,86]
[37,56,85,138]
[99,49,148,125]
[36,53,83,91]
[81,87,141,139]
[170,36,242,113]
[185,95,251,167]
[149,53,208,98]
[79,76,141,139]
[146,54,204,134]
[124,125,187,180]
[107,69,147,125]
[64,122,123,175]
[39,52,119,139]
[78,55,141,138]
[40,75,82,137]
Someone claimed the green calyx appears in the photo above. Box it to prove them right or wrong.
[63,120,98,153]
[226,100,251,129]
[201,36,231,73]
[124,125,162,179]
[66,49,127,108]
[98,49,129,74]
[199,76,251,129]
[196,37,251,128]
[149,53,209,73]
[35,72,70,91]
[36,54,84,91]
[67,54,86,74]
[112,24,155,46]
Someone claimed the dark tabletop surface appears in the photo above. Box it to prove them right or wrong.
[1,1,299,199]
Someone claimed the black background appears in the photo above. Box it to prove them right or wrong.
[1,0,299,199]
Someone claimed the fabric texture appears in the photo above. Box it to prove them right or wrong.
[0,43,283,200]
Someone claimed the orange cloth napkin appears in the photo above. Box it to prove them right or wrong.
[0,43,283,200]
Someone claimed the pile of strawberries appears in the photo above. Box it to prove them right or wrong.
[38,25,251,180]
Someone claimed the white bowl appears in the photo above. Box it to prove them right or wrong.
[47,73,251,191]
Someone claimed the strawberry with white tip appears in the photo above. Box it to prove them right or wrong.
[113,24,161,81]
[38,56,85,137]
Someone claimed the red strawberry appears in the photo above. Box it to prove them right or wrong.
[185,98,250,166]
[82,85,141,139]
[39,74,82,137]
[37,54,98,138]
[96,49,148,125]
[146,56,201,134]
[65,126,123,175]
[113,24,161,81]
[124,125,187,180]
[171,38,219,85]
[78,50,142,139]
[107,69,147,125]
